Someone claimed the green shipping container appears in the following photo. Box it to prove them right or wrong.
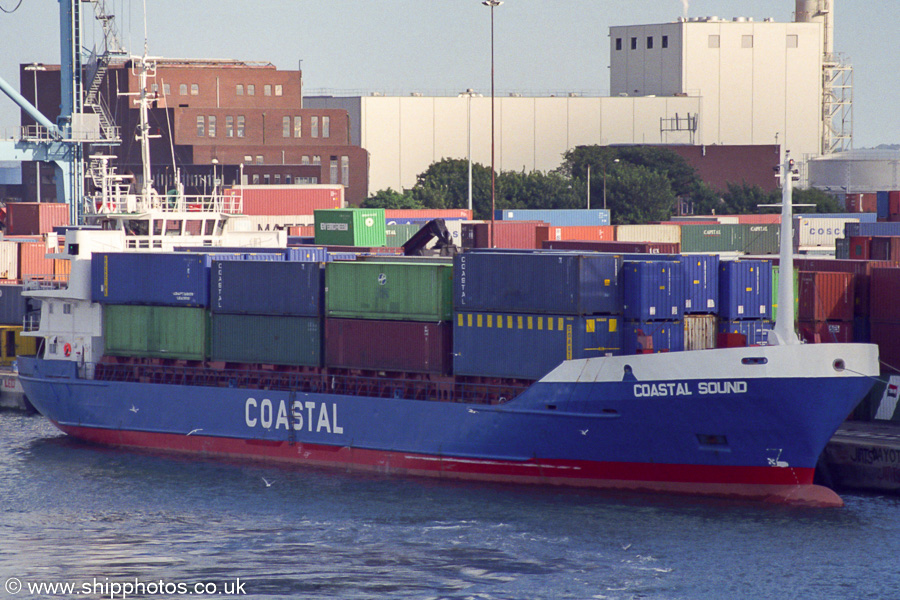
[325,261,453,321]
[210,314,321,366]
[742,224,780,254]
[314,208,387,246]
[680,224,745,253]
[385,223,422,247]
[771,265,799,324]
[104,305,208,360]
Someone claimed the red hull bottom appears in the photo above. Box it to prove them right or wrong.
[55,423,844,508]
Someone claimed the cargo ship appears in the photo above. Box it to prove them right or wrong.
[16,55,880,506]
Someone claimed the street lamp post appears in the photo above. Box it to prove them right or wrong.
[458,89,481,214]
[603,158,620,210]
[483,0,502,247]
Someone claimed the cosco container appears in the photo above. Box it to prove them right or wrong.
[680,224,744,253]
[718,260,772,320]
[210,260,322,317]
[621,261,684,321]
[793,217,858,249]
[453,312,621,379]
[314,208,387,247]
[684,314,717,350]
[798,271,854,322]
[210,314,321,366]
[104,305,208,360]
[622,320,684,354]
[494,209,610,226]
[454,251,622,315]
[91,253,211,307]
[717,319,773,346]
[325,318,451,374]
[615,224,681,244]
[325,261,453,321]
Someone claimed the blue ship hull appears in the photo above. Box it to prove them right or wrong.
[18,341,879,506]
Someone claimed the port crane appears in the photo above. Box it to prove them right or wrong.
[0,0,125,225]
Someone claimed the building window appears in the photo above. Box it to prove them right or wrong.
[226,116,234,138]
[191,83,199,95]
[615,38,622,51]
[630,37,637,50]
[256,155,264,165]
[247,84,255,96]
[236,84,244,96]
[179,84,187,95]
[341,156,349,187]
[244,155,252,164]
[708,35,720,48]
[274,174,281,184]
[263,174,270,185]
[311,116,319,138]
[275,85,283,96]
[164,83,170,95]
[647,36,653,49]
[662,35,668,48]
[237,116,245,138]
[282,116,291,138]
[313,155,321,165]
[301,156,310,165]
[252,174,259,184]
[742,35,753,48]
[196,116,205,137]
[264,84,271,96]
[294,116,302,137]
[322,116,330,138]
[285,174,292,184]
[330,157,338,184]
[208,115,216,137]
[151,83,158,93]
[787,34,799,48]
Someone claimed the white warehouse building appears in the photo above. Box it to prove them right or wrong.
[308,6,834,195]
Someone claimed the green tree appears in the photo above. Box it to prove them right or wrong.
[718,182,779,215]
[605,163,678,224]
[793,187,844,214]
[362,188,420,209]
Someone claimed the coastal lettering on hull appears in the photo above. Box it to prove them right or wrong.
[633,381,748,397]
[245,398,344,434]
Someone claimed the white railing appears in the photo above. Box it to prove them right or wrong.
[23,274,69,292]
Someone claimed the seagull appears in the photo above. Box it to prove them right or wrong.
[186,428,203,436]
[580,429,589,436]
[622,543,632,551]
[129,405,139,413]
[262,477,274,487]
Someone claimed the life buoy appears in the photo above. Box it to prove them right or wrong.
[63,343,72,357]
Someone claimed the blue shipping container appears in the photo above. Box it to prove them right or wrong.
[210,260,322,316]
[877,192,890,219]
[91,253,211,307]
[682,255,719,314]
[453,312,621,379]
[454,251,622,315]
[622,320,685,354]
[844,221,900,238]
[622,261,685,321]
[718,260,772,320]
[493,209,611,227]
[796,212,878,223]
[718,319,773,346]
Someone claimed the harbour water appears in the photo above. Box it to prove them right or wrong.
[2,411,899,600]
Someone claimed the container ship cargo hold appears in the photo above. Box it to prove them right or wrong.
[14,61,880,508]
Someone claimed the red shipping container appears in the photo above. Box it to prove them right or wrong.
[870,320,900,370]
[287,225,315,237]
[6,202,69,235]
[798,271,854,321]
[870,267,900,321]
[733,214,782,225]
[224,185,344,216]
[472,221,544,249]
[535,225,615,245]
[862,193,879,213]
[18,241,54,279]
[798,320,854,344]
[385,209,472,220]
[890,191,900,217]
[542,239,681,254]
[792,258,900,317]
[324,318,452,374]
[848,236,871,259]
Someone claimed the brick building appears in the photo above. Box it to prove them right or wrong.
[19,59,369,205]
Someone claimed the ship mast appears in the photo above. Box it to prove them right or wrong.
[771,153,800,346]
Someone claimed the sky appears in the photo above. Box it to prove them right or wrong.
[1,0,898,148]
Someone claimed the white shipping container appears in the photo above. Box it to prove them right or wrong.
[684,314,718,351]
[615,224,681,244]
[225,214,315,232]
[793,217,859,249]
[0,241,18,280]
[444,220,480,243]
